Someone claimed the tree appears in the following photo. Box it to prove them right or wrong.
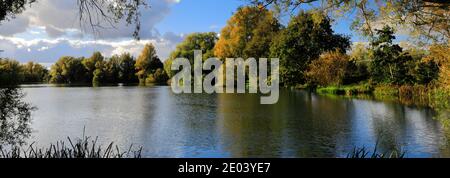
[423,44,450,89]
[83,52,104,82]
[345,43,371,84]
[306,51,349,86]
[0,58,23,86]
[249,0,450,43]
[21,61,48,83]
[104,55,121,84]
[146,68,169,84]
[92,60,106,85]
[117,53,138,84]
[369,26,415,84]
[50,56,86,84]
[0,0,147,39]
[214,6,280,59]
[0,88,34,147]
[165,32,218,77]
[270,11,350,86]
[135,43,164,83]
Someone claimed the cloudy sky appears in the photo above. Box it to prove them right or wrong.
[0,0,361,66]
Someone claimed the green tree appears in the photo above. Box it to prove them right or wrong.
[50,56,86,84]
[214,6,280,59]
[165,32,218,77]
[369,26,415,84]
[21,62,48,83]
[0,88,34,146]
[104,55,121,84]
[92,60,106,85]
[117,53,138,84]
[0,58,23,86]
[82,52,104,82]
[135,43,164,83]
[146,68,169,84]
[270,11,350,86]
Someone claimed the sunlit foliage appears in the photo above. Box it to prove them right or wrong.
[214,6,280,59]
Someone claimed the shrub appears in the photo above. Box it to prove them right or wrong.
[306,51,349,86]
[145,68,169,84]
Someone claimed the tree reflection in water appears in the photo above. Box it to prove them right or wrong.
[0,88,35,148]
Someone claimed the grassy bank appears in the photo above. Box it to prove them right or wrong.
[315,83,450,108]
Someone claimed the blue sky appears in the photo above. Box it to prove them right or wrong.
[0,0,369,64]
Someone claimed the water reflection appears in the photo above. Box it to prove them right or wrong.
[17,86,450,157]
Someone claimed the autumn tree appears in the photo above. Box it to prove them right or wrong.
[135,43,165,84]
[423,44,450,89]
[214,6,280,59]
[306,51,350,86]
[270,11,350,86]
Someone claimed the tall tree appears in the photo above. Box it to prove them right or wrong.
[165,32,218,77]
[214,6,280,59]
[135,43,163,83]
[83,52,104,82]
[270,11,350,86]
[118,53,138,84]
[369,26,415,84]
[50,56,86,84]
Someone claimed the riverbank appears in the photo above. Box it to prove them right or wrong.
[315,83,449,106]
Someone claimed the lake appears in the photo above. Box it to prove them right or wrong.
[20,85,450,158]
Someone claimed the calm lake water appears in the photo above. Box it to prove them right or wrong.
[20,85,450,158]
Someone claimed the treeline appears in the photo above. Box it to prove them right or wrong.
[0,43,168,86]
[163,6,448,94]
[0,60,48,85]
[50,43,168,85]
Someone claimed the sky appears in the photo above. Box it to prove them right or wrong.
[0,0,364,66]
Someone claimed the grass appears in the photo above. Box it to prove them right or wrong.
[347,146,406,158]
[316,83,373,96]
[0,136,142,158]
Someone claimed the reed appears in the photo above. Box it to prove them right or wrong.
[0,136,142,158]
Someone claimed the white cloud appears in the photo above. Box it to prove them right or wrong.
[0,0,179,39]
[0,0,185,63]
[0,33,183,62]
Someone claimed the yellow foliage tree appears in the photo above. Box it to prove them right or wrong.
[423,44,450,90]
[306,51,350,86]
[214,6,279,59]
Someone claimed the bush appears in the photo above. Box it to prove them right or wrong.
[306,51,349,86]
[145,68,169,84]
